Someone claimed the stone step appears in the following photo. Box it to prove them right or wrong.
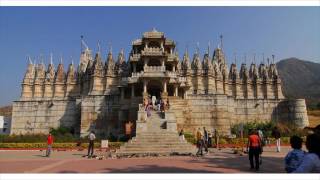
[116,150,195,156]
[118,147,196,152]
[127,141,191,145]
[120,145,194,150]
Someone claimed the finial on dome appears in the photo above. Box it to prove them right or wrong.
[71,56,74,65]
[262,53,265,64]
[27,55,32,64]
[50,53,53,65]
[108,42,112,54]
[253,53,256,64]
[40,54,44,65]
[152,27,157,32]
[244,53,247,65]
[97,41,101,53]
[60,54,63,64]
[207,41,211,55]
[196,42,200,55]
[185,44,189,55]
[219,34,223,50]
[272,54,275,64]
[233,52,237,65]
[80,35,89,51]
[267,57,270,66]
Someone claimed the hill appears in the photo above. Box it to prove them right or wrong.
[277,58,320,108]
[0,105,12,117]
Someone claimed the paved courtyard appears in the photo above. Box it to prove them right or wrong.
[0,146,291,173]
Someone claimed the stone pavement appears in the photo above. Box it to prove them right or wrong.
[0,146,292,173]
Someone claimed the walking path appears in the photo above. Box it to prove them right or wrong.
[0,146,291,173]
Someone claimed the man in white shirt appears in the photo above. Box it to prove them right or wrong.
[87,131,96,158]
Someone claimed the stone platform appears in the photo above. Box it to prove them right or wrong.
[116,110,196,157]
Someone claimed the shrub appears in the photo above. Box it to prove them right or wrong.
[184,132,196,144]
[0,142,124,149]
[231,121,307,139]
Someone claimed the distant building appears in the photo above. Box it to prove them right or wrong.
[11,29,309,137]
[0,116,11,135]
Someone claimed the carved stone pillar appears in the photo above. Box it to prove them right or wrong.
[174,85,178,96]
[131,84,135,98]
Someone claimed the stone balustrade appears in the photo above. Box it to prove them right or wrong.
[165,71,177,78]
[130,54,141,61]
[141,47,164,56]
[131,72,144,77]
[143,31,164,38]
[144,66,166,72]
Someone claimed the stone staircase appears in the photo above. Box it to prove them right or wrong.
[116,110,196,157]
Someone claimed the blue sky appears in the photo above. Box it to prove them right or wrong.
[0,7,319,106]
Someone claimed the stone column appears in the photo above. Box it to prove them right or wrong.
[143,80,148,98]
[163,81,167,93]
[173,65,176,72]
[184,90,187,99]
[133,64,136,73]
[161,59,165,67]
[131,84,135,98]
[143,80,147,93]
[121,87,125,99]
[174,85,178,96]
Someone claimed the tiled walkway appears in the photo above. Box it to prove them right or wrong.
[0,147,291,173]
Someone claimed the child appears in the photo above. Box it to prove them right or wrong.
[284,135,305,173]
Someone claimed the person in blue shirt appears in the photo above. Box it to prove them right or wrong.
[284,135,305,173]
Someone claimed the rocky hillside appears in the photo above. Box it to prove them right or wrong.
[0,105,12,117]
[277,58,320,107]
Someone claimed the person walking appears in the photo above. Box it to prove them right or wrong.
[272,126,281,152]
[46,133,54,157]
[247,129,262,171]
[87,131,96,158]
[214,128,220,149]
[179,129,185,141]
[284,135,305,173]
[208,131,213,148]
[196,128,204,156]
[294,134,320,173]
[203,127,208,153]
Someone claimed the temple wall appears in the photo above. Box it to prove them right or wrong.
[11,99,79,135]
[79,95,140,138]
[172,94,289,136]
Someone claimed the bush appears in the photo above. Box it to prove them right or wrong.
[184,132,196,144]
[0,142,124,149]
[231,121,308,139]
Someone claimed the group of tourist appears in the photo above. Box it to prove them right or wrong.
[246,126,320,172]
[44,124,320,173]
[194,127,220,156]
[143,95,170,118]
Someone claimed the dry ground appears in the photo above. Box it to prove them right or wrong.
[308,110,320,127]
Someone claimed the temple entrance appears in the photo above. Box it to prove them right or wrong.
[147,80,162,99]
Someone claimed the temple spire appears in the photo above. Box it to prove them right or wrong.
[219,34,223,50]
[207,41,210,55]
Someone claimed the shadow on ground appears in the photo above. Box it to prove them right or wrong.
[102,164,216,173]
